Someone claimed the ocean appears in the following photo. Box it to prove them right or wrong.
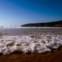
[0,27,62,55]
[0,27,62,35]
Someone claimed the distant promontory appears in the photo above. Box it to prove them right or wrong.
[21,20,62,27]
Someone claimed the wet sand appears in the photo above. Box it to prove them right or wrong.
[0,47,62,62]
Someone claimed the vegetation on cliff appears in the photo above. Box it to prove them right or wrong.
[21,20,62,27]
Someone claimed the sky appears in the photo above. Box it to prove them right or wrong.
[0,0,62,27]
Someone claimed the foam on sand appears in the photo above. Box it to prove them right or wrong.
[0,34,62,55]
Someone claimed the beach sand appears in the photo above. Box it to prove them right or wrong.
[0,47,62,62]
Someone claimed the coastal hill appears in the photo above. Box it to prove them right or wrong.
[21,20,62,27]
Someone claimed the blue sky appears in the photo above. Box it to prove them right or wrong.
[0,0,62,27]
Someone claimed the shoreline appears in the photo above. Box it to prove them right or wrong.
[0,46,62,62]
[0,27,62,62]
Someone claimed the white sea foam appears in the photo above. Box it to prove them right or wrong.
[0,34,62,55]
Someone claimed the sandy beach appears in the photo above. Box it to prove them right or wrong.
[0,47,62,62]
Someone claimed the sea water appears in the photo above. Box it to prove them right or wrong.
[0,27,62,55]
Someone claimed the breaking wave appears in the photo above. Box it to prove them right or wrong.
[0,34,62,55]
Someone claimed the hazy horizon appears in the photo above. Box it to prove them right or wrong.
[0,0,62,28]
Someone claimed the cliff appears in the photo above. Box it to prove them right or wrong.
[21,20,62,27]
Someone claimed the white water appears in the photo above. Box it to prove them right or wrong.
[0,34,62,55]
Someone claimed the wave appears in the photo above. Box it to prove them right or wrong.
[0,34,62,55]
